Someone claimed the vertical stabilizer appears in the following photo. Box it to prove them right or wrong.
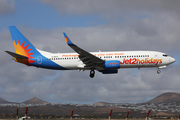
[9,26,40,58]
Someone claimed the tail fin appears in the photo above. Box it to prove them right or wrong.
[9,26,40,58]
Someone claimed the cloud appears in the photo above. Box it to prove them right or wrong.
[0,0,16,16]
[18,65,179,104]
[39,0,180,18]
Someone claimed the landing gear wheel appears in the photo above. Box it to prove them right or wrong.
[90,70,95,78]
[157,70,161,74]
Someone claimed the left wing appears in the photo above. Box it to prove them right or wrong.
[63,33,104,69]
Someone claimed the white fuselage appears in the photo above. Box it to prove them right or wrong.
[38,50,175,70]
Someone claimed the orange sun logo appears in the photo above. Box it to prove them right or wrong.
[13,40,34,58]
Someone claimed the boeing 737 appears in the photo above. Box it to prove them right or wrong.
[6,26,175,78]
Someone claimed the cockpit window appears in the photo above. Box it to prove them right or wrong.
[163,54,168,57]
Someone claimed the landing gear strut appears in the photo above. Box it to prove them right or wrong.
[157,69,161,74]
[90,70,95,78]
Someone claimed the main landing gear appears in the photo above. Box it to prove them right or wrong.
[157,69,161,74]
[90,70,95,78]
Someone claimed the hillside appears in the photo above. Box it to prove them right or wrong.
[22,97,50,104]
[147,92,180,103]
[0,98,17,104]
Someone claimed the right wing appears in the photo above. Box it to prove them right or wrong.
[63,33,104,69]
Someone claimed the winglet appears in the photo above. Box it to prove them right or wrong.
[63,32,74,46]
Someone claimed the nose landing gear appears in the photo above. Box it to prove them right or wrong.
[90,70,95,78]
[157,69,161,74]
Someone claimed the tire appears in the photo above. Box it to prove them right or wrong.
[90,70,95,74]
[157,70,161,74]
[90,74,94,78]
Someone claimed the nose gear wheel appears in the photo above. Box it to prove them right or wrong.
[157,69,161,74]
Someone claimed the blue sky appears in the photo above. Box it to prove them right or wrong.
[0,0,107,30]
[0,0,180,104]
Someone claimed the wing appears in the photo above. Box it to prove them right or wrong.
[63,33,104,69]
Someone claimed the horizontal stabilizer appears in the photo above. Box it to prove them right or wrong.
[5,51,28,59]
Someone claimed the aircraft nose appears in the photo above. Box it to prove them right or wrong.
[170,57,176,63]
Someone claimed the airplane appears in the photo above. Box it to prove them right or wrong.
[6,26,176,78]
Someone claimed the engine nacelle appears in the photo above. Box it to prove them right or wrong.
[101,69,118,74]
[104,60,120,69]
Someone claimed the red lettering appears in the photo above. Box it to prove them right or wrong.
[158,59,162,64]
[120,58,162,65]
[132,58,137,64]
[140,59,144,64]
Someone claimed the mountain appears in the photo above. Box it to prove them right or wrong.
[147,92,180,103]
[0,98,17,104]
[22,97,50,104]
